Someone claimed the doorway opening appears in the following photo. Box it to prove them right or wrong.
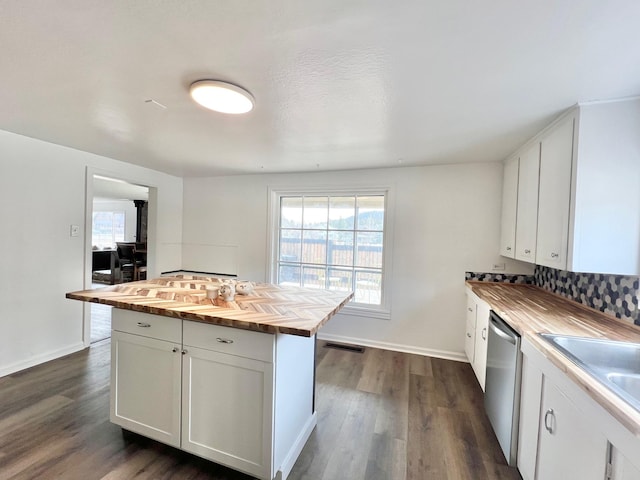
[88,174,151,344]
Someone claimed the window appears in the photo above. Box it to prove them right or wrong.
[92,211,125,249]
[270,188,391,317]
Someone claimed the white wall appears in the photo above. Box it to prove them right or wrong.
[92,199,138,245]
[0,129,183,377]
[182,163,533,360]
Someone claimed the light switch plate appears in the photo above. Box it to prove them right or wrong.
[492,263,506,271]
[70,225,80,237]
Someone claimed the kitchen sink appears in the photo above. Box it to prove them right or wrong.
[607,373,640,400]
[539,334,640,413]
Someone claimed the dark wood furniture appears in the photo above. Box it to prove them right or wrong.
[116,242,147,282]
[91,250,121,284]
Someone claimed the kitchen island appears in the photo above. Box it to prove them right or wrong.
[67,275,353,480]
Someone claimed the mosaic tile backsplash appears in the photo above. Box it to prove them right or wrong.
[464,272,533,284]
[534,265,640,326]
[466,267,640,326]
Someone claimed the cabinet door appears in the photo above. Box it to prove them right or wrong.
[472,299,490,391]
[536,115,574,269]
[536,378,608,480]
[464,292,476,364]
[517,355,543,480]
[515,142,540,262]
[182,346,274,479]
[611,445,640,480]
[110,330,182,447]
[500,155,519,258]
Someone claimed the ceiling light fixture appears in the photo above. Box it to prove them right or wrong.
[189,80,254,114]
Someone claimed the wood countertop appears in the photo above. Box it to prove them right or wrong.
[67,275,353,337]
[466,281,640,438]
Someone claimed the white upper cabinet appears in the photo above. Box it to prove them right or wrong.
[514,142,540,262]
[500,98,640,275]
[499,155,519,258]
[536,115,574,269]
[568,100,640,275]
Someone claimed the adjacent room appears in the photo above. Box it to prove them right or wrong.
[89,176,150,342]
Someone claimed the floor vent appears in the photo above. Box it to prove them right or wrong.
[324,342,365,353]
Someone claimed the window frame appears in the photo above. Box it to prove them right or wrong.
[267,186,393,320]
[92,210,126,250]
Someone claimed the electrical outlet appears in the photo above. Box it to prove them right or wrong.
[492,263,506,271]
[70,225,80,237]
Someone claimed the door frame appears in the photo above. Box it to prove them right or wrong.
[83,166,158,347]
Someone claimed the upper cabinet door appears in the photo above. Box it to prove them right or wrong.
[515,142,540,262]
[536,115,574,270]
[569,100,640,276]
[499,155,519,258]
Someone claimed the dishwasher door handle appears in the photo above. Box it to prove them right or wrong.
[488,317,517,345]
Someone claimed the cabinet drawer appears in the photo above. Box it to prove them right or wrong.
[183,322,274,363]
[111,309,182,343]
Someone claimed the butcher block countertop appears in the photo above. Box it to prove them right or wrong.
[466,281,640,437]
[67,275,353,337]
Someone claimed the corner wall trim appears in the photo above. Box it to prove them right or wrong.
[316,333,468,363]
[0,342,86,378]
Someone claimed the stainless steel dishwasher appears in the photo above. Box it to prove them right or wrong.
[484,311,522,467]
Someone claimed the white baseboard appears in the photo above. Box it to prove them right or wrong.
[317,333,468,363]
[0,342,86,378]
[277,411,317,480]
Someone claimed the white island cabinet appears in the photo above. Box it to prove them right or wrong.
[111,309,316,480]
[67,274,352,480]
[110,311,182,447]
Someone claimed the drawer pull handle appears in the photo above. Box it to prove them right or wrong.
[182,349,188,355]
[467,307,473,312]
[481,327,487,340]
[172,347,179,353]
[544,408,555,434]
[524,249,531,254]
[137,322,151,328]
[216,337,234,344]
[466,333,472,338]
[550,252,559,258]
[506,246,512,251]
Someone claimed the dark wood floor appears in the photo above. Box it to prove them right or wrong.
[90,303,112,344]
[0,340,520,480]
[90,283,112,344]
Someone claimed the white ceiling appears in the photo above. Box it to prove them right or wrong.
[2,1,640,177]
